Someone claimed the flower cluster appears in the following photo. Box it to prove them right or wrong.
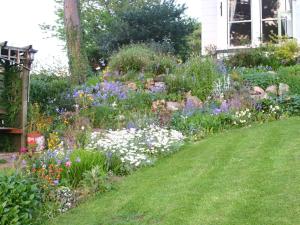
[87,125,184,168]
[30,149,73,186]
[56,187,76,213]
[232,108,252,126]
[73,81,128,108]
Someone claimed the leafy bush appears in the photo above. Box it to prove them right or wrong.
[240,71,278,89]
[171,111,232,139]
[225,48,274,68]
[80,165,110,194]
[109,44,156,74]
[83,105,118,129]
[278,95,300,116]
[277,65,300,94]
[109,44,178,78]
[167,57,218,100]
[225,39,300,69]
[148,54,177,75]
[0,173,42,225]
[30,72,74,114]
[62,149,107,187]
[274,39,300,66]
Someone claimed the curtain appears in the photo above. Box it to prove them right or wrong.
[229,0,237,40]
[229,0,238,22]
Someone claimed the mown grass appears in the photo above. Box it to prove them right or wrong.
[47,118,300,225]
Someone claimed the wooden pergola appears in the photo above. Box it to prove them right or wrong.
[0,41,37,151]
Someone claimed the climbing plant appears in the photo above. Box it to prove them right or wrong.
[1,63,22,128]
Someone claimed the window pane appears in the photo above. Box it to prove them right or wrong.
[229,0,251,21]
[230,22,252,46]
[262,0,279,19]
[262,20,278,42]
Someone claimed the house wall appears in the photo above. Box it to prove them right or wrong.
[200,0,218,55]
[293,0,300,42]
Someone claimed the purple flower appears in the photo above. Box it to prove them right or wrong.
[220,101,229,113]
[126,122,136,129]
[75,157,81,163]
[53,180,59,186]
[212,108,222,115]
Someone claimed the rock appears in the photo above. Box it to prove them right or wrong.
[265,85,277,95]
[253,86,265,95]
[279,83,289,96]
[166,101,182,112]
[185,95,203,109]
[152,100,166,112]
[150,82,166,93]
[250,86,266,100]
[127,82,138,91]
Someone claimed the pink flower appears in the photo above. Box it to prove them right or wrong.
[19,147,28,154]
[65,161,72,168]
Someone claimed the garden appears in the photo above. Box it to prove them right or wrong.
[1,0,300,224]
[1,37,300,224]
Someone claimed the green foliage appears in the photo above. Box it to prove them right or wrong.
[240,71,278,89]
[2,65,22,127]
[80,165,110,194]
[62,149,106,188]
[278,95,300,116]
[273,39,300,66]
[277,65,300,94]
[0,173,42,225]
[83,105,119,129]
[149,54,177,75]
[171,111,232,139]
[51,0,196,62]
[109,44,156,74]
[167,57,218,100]
[0,135,16,152]
[30,72,74,114]
[225,48,275,68]
[226,39,300,69]
[187,23,201,56]
[109,44,177,77]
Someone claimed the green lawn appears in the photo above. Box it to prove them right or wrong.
[47,118,300,225]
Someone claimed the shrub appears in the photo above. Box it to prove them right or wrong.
[277,65,300,94]
[240,71,278,89]
[274,39,300,66]
[0,173,42,225]
[225,39,300,69]
[30,72,74,114]
[109,44,178,78]
[83,105,119,129]
[148,54,177,75]
[171,111,232,139]
[278,95,300,116]
[167,57,219,100]
[225,48,274,68]
[109,44,156,74]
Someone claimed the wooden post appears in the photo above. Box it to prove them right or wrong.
[21,67,30,149]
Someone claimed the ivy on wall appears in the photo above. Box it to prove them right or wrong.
[1,62,22,128]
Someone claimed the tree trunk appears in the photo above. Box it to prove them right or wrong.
[64,0,89,85]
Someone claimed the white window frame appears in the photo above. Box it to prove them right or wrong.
[227,0,253,48]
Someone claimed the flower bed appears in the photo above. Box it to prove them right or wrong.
[87,125,185,168]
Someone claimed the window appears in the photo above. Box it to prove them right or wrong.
[261,0,292,42]
[228,0,252,46]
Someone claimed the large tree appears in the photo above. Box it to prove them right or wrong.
[64,0,89,84]
[50,0,196,66]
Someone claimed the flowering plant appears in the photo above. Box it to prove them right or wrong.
[87,125,184,168]
[232,108,253,126]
